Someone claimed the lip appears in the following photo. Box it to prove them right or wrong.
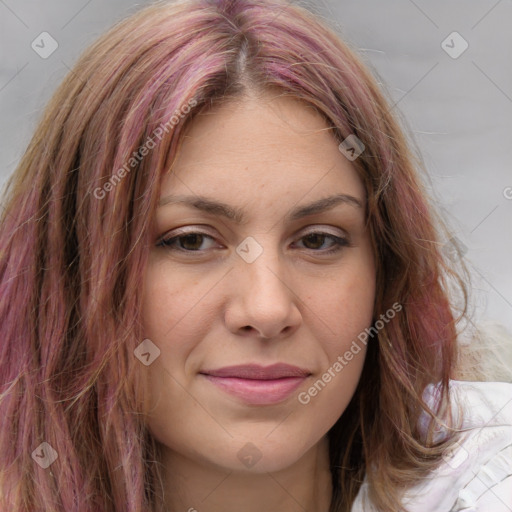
[199,364,311,405]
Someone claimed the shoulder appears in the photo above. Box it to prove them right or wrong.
[422,379,512,431]
[351,379,512,511]
[416,380,512,511]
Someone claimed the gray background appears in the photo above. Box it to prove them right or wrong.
[1,0,511,334]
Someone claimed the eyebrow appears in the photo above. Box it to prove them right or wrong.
[157,193,363,223]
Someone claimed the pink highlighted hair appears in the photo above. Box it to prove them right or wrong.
[0,0,471,510]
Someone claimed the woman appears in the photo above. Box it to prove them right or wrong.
[1,0,511,511]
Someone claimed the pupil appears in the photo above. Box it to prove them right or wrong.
[182,234,203,250]
[305,234,324,249]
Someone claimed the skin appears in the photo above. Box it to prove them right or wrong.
[141,90,376,512]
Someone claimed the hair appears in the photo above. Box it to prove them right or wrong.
[0,0,487,510]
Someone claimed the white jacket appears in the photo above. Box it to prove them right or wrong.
[351,379,512,511]
[352,322,512,511]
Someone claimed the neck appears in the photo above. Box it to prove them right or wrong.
[158,436,333,512]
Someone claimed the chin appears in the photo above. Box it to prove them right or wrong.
[210,449,305,475]
[199,433,320,474]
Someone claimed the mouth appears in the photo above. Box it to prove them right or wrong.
[199,363,312,405]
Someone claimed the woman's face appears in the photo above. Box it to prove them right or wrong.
[141,93,376,474]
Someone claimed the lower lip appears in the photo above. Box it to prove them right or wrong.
[201,375,308,405]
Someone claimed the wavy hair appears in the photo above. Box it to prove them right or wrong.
[0,0,472,510]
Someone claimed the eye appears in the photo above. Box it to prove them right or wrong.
[292,231,349,254]
[156,228,350,255]
[157,231,218,252]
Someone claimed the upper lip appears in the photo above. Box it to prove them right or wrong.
[200,363,311,380]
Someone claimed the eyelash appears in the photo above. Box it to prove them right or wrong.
[156,229,350,255]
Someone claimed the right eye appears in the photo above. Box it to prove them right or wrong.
[157,231,220,253]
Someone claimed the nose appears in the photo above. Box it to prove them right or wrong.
[223,236,302,340]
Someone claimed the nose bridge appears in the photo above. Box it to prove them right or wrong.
[235,234,285,291]
[228,233,301,338]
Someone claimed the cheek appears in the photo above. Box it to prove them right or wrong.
[319,252,376,348]
[140,263,223,402]
[140,267,199,389]
[344,239,376,322]
[140,268,211,441]
[141,262,205,340]
[313,249,375,395]
[299,275,373,425]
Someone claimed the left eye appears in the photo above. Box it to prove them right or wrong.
[157,230,349,254]
[295,232,349,252]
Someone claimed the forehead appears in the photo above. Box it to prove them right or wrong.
[159,93,366,213]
